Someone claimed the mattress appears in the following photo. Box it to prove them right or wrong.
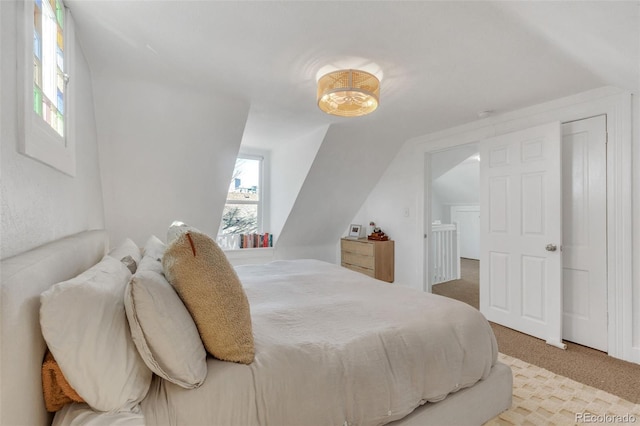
[142,259,498,426]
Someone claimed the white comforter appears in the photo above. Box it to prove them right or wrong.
[142,259,498,426]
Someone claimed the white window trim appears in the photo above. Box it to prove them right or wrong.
[238,152,264,233]
[224,150,270,235]
[17,0,76,176]
[218,150,271,253]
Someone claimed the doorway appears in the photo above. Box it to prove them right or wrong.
[427,116,608,352]
[428,143,480,287]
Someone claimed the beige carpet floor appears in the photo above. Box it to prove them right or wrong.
[486,353,640,425]
[433,258,640,405]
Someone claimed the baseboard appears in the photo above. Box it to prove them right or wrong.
[631,346,640,364]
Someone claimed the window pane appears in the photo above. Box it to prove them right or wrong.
[220,204,258,235]
[55,0,64,28]
[34,0,64,137]
[33,86,42,115]
[228,157,260,201]
[220,156,263,236]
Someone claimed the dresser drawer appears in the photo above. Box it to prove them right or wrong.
[342,262,376,278]
[342,252,375,269]
[340,238,394,283]
[341,239,374,256]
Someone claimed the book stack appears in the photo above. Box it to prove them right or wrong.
[239,233,273,249]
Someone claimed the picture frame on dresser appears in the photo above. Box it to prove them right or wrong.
[347,224,362,239]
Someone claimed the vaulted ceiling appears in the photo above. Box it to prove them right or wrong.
[66,1,639,148]
[63,0,639,250]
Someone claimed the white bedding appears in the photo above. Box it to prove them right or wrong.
[53,404,144,426]
[142,259,498,426]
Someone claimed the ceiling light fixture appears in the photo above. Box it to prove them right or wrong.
[317,69,380,117]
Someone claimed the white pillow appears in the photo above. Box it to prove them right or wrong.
[142,235,165,257]
[139,236,166,274]
[124,267,207,388]
[40,256,152,412]
[108,238,142,273]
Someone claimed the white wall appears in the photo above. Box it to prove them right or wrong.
[270,125,327,243]
[0,1,104,259]
[432,157,480,223]
[430,193,445,224]
[356,87,639,363]
[350,145,423,287]
[276,121,408,262]
[93,77,249,247]
[430,145,479,225]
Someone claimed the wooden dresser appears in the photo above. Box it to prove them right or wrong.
[340,238,394,283]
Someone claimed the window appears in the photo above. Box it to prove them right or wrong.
[33,0,67,137]
[219,155,264,235]
[18,0,75,175]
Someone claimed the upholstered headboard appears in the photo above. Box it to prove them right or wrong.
[0,230,109,426]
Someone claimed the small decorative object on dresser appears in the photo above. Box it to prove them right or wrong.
[367,221,389,241]
[341,238,394,283]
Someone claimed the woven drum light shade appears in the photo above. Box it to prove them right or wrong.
[317,69,380,117]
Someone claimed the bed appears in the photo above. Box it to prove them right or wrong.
[0,230,512,426]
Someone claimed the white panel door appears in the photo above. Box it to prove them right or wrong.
[451,205,480,260]
[480,122,565,349]
[562,116,607,351]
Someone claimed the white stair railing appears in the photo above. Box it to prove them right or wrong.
[431,223,461,285]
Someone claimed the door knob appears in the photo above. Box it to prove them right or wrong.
[545,244,557,252]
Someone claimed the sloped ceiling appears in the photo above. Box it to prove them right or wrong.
[65,0,639,248]
[67,1,639,139]
[431,144,479,181]
[432,154,480,207]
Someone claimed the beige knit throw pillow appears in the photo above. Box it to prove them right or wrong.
[162,231,255,364]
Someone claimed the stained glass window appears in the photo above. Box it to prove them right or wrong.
[33,0,65,137]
